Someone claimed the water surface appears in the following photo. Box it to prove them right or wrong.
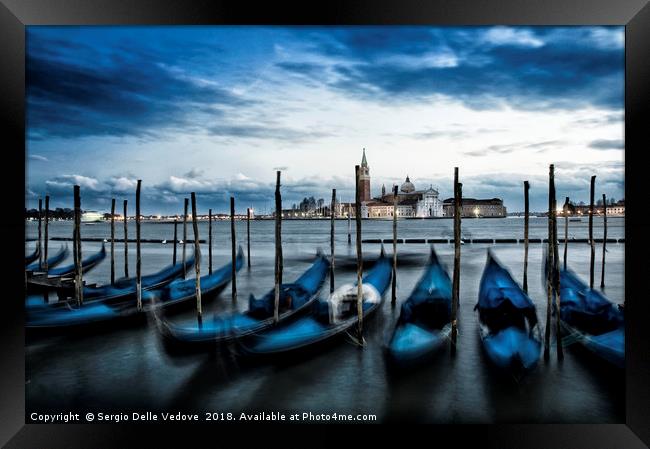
[25,217,624,423]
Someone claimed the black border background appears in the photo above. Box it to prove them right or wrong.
[1,1,648,447]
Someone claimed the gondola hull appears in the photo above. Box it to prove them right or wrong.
[156,253,330,345]
[57,253,194,306]
[239,299,381,355]
[26,245,107,292]
[385,247,453,368]
[555,268,624,368]
[47,243,107,277]
[25,245,40,266]
[25,252,195,312]
[238,254,392,356]
[387,324,451,367]
[479,325,541,371]
[143,247,244,311]
[25,245,69,272]
[26,252,231,330]
[476,251,542,375]
[560,314,624,369]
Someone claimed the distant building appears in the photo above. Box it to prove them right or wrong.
[359,148,371,202]
[442,198,507,218]
[339,150,443,218]
[605,201,625,216]
[570,199,624,216]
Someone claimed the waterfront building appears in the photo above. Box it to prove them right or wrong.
[340,150,444,218]
[605,202,625,216]
[570,199,625,217]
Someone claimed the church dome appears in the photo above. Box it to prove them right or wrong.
[400,176,415,193]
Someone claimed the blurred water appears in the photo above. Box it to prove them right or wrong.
[25,217,624,423]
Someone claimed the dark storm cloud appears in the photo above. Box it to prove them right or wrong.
[207,124,332,142]
[588,139,625,150]
[572,111,624,127]
[309,27,451,59]
[275,62,325,77]
[406,125,505,141]
[279,26,624,112]
[27,26,623,142]
[184,168,204,179]
[464,140,564,157]
[26,38,249,139]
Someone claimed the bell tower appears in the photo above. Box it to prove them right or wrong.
[359,148,371,202]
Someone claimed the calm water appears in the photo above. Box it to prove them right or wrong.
[25,217,625,423]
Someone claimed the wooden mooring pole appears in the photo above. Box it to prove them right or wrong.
[330,188,336,293]
[451,168,461,351]
[391,185,398,306]
[123,200,128,277]
[544,168,552,361]
[37,198,42,269]
[72,196,78,279]
[550,165,563,360]
[44,196,49,273]
[183,198,188,279]
[563,197,569,270]
[347,203,352,245]
[589,176,596,289]
[523,181,530,293]
[601,194,607,289]
[355,165,364,343]
[208,208,213,275]
[247,207,251,269]
[172,219,177,265]
[136,180,142,311]
[191,192,202,323]
[230,197,237,302]
[110,198,115,285]
[73,185,83,306]
[274,171,282,323]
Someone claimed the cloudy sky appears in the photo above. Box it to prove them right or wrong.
[26,26,624,214]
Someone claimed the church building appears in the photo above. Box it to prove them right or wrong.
[339,149,444,218]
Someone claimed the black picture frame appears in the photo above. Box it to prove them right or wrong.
[1,0,648,447]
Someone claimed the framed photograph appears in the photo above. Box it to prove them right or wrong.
[2,0,649,447]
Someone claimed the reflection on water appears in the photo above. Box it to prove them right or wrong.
[25,218,624,422]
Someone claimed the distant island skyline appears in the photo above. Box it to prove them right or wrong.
[24,196,624,219]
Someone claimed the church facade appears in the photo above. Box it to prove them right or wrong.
[339,149,443,218]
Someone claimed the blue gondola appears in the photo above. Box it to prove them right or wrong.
[26,245,69,272]
[46,243,107,277]
[26,245,106,292]
[385,247,452,367]
[155,252,330,344]
[555,267,624,368]
[25,244,40,265]
[75,251,196,304]
[238,250,392,355]
[143,247,244,308]
[26,251,195,310]
[476,251,542,373]
[25,250,233,329]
